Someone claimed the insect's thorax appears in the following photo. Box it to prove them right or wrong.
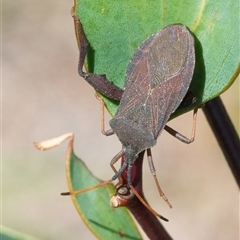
[110,117,156,154]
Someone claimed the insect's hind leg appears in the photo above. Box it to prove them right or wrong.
[71,7,123,101]
[164,108,198,144]
[71,7,88,77]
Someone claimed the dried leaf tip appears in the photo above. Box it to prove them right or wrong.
[34,133,74,150]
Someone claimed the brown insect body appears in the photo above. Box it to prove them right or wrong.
[110,24,195,184]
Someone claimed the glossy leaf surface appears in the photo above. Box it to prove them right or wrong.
[75,0,239,116]
[65,137,142,240]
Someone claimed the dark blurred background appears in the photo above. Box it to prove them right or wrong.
[2,1,239,240]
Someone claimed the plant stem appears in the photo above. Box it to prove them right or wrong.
[123,96,240,239]
[121,151,173,240]
[203,96,240,187]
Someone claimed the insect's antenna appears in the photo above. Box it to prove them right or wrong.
[129,185,169,222]
[61,179,112,196]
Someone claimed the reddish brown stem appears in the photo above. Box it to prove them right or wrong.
[121,151,173,240]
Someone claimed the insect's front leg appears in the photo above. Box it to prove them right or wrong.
[71,7,123,101]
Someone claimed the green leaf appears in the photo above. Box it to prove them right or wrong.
[75,0,239,117]
[65,138,142,240]
[0,226,39,240]
[71,1,239,238]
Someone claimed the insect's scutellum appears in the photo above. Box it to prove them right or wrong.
[71,9,197,221]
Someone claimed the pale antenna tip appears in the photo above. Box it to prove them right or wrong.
[160,216,169,222]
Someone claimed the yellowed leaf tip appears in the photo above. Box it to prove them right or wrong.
[34,132,74,151]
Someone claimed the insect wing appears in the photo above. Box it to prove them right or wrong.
[110,34,157,149]
[114,34,155,126]
[147,24,195,138]
[112,24,195,146]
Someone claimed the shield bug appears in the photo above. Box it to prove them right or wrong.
[65,11,198,221]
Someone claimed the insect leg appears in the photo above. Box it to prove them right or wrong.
[71,7,123,101]
[109,151,169,221]
[110,176,169,221]
[61,178,113,196]
[129,185,169,221]
[110,148,128,186]
[164,108,198,144]
[178,91,197,109]
[147,149,173,208]
[61,144,125,196]
[95,93,115,136]
[108,148,127,188]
